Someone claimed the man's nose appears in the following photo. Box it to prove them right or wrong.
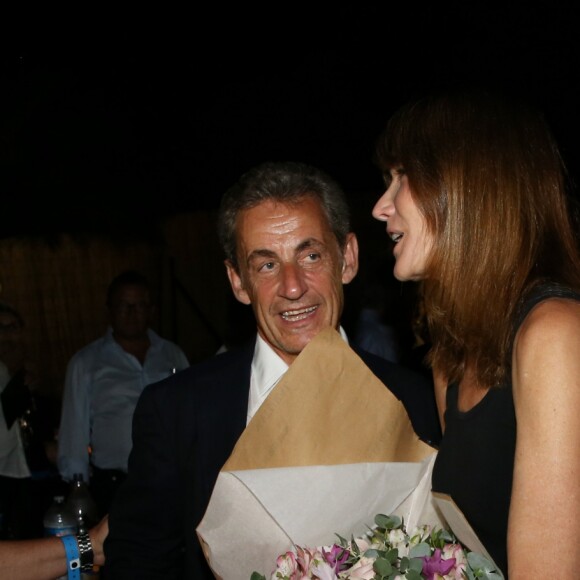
[278,263,308,299]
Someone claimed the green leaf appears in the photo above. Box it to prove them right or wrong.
[405,570,423,580]
[373,557,393,576]
[409,542,431,558]
[440,529,456,543]
[250,573,266,580]
[399,556,410,572]
[467,552,503,577]
[408,558,424,573]
[375,513,402,530]
[335,533,348,546]
[349,534,361,556]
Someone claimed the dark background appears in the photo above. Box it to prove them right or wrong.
[1,4,579,240]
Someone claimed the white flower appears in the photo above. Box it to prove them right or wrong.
[387,528,406,545]
[408,524,431,547]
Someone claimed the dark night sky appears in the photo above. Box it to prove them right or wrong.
[2,4,579,239]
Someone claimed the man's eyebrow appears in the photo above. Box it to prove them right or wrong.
[296,238,324,253]
[246,249,277,265]
[245,239,326,265]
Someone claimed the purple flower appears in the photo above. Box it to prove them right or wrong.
[421,548,456,579]
[322,544,351,573]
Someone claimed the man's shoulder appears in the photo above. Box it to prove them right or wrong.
[67,334,109,366]
[144,339,255,396]
[148,329,185,351]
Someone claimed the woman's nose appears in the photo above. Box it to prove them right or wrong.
[372,187,395,222]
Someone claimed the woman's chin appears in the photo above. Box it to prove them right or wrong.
[393,264,424,282]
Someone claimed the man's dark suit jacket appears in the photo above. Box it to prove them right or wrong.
[105,338,440,579]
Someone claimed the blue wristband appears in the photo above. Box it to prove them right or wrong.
[60,535,81,580]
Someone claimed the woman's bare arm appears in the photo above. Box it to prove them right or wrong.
[509,299,580,578]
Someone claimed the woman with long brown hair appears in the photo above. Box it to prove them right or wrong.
[372,90,580,578]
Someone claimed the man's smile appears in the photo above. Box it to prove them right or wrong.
[280,305,318,322]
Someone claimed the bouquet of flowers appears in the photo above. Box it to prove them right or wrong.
[251,513,502,580]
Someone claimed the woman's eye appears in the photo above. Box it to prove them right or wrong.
[383,167,406,191]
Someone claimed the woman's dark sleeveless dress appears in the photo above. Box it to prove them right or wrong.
[431,283,580,577]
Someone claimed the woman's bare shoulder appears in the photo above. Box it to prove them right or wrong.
[515,297,580,353]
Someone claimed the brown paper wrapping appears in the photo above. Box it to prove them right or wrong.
[223,327,433,471]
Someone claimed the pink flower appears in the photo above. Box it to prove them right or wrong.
[344,556,376,579]
[310,559,339,580]
[296,545,319,572]
[352,537,371,552]
[421,548,456,580]
[441,543,467,579]
[322,544,350,573]
[272,551,298,578]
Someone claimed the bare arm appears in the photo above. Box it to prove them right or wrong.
[0,515,108,580]
[508,299,580,578]
[0,536,67,580]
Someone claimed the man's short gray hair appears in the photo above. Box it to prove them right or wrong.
[217,161,351,268]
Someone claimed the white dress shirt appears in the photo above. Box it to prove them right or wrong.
[57,327,189,481]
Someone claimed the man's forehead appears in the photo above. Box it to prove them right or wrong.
[236,197,332,240]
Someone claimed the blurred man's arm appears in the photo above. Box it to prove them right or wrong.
[57,354,92,482]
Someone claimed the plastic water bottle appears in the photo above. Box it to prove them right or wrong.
[43,495,77,580]
[43,495,77,537]
[65,473,99,531]
[65,474,101,578]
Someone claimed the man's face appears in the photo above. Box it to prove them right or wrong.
[109,284,153,341]
[226,196,358,365]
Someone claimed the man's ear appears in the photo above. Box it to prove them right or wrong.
[225,260,252,305]
[341,232,359,284]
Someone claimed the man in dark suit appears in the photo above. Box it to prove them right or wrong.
[105,162,441,579]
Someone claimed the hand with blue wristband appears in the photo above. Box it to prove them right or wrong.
[0,515,108,580]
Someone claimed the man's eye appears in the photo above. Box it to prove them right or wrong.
[258,262,275,272]
[306,253,321,262]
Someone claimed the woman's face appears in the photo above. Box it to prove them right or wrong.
[372,169,433,281]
